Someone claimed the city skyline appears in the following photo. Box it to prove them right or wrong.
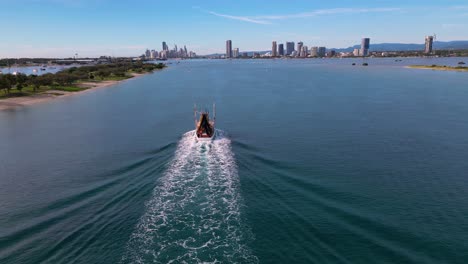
[1,0,468,58]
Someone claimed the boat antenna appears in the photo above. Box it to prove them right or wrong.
[194,104,197,127]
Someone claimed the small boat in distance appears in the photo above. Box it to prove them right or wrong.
[194,104,216,141]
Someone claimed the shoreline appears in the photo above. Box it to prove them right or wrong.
[0,73,147,111]
[405,65,468,72]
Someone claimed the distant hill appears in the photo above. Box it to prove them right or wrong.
[333,41,468,52]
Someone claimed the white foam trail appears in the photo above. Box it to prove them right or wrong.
[122,130,258,264]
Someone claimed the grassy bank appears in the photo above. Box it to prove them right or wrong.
[0,62,166,99]
[408,65,468,72]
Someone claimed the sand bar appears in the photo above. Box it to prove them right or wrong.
[0,73,146,111]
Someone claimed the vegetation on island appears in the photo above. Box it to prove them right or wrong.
[0,62,166,99]
[408,65,468,72]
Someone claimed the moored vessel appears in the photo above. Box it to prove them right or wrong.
[194,104,216,141]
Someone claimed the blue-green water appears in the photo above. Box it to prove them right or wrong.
[1,58,468,263]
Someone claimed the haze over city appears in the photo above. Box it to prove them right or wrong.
[1,0,468,58]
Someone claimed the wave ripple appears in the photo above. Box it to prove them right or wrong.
[122,130,257,263]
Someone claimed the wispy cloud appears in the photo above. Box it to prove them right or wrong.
[254,7,402,20]
[449,5,468,10]
[206,11,271,25]
[201,7,401,24]
[442,23,468,29]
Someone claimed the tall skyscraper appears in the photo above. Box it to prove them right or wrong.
[300,46,308,57]
[226,40,232,58]
[310,47,318,57]
[286,42,295,55]
[145,49,151,58]
[272,41,277,57]
[360,38,370,57]
[278,44,284,56]
[425,36,434,54]
[233,48,239,58]
[318,47,326,57]
[162,41,168,51]
[297,42,303,57]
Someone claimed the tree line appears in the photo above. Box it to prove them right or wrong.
[0,62,165,96]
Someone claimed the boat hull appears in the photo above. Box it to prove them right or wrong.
[195,130,216,142]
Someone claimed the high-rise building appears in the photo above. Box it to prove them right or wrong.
[286,42,295,55]
[145,49,151,59]
[272,41,277,57]
[310,47,318,57]
[360,38,370,57]
[353,48,360,56]
[297,42,303,57]
[327,50,336,57]
[162,41,168,51]
[278,44,284,56]
[233,48,240,58]
[150,50,157,59]
[425,36,434,54]
[318,47,326,57]
[226,40,232,58]
[300,46,308,57]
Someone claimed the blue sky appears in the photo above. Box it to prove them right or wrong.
[1,0,468,57]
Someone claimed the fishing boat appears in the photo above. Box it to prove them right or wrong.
[194,104,216,141]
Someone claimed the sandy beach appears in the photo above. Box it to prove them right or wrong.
[0,73,145,111]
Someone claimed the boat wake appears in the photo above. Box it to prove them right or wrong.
[121,130,257,263]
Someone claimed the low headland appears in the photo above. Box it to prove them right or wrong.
[0,61,166,110]
[407,64,468,72]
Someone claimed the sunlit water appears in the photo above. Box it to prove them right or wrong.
[1,58,468,263]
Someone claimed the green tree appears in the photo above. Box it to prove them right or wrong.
[1,74,16,94]
[0,75,11,95]
[28,75,41,92]
[15,73,28,93]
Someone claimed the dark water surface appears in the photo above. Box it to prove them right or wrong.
[1,58,468,263]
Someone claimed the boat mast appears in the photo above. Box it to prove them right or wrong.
[194,104,197,128]
[213,103,216,126]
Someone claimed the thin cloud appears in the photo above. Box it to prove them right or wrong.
[254,7,402,20]
[449,5,468,10]
[442,23,467,29]
[201,7,401,24]
[207,11,270,25]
